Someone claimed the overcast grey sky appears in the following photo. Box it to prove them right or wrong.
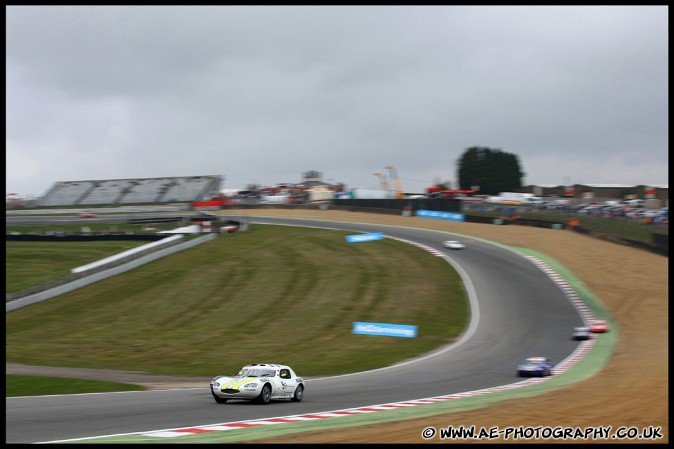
[6,5,668,198]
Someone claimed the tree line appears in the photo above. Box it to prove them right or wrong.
[456,146,524,195]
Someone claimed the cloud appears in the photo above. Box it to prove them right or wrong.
[6,5,668,197]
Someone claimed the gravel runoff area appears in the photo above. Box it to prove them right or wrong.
[6,209,668,444]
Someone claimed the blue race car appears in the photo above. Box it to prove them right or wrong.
[517,356,554,377]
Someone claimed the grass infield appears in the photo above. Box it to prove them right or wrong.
[6,224,468,395]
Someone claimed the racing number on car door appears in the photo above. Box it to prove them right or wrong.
[279,368,296,395]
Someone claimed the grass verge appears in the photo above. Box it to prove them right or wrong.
[6,240,148,293]
[6,375,145,396]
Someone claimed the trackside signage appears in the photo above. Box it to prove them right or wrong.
[345,232,384,243]
[352,321,418,338]
[416,210,465,222]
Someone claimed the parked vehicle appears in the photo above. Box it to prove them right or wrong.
[623,199,644,208]
[485,192,535,205]
[523,196,544,206]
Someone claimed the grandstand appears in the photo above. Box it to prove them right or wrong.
[35,175,222,207]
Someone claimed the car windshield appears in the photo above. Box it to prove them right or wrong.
[238,368,276,377]
[524,358,545,364]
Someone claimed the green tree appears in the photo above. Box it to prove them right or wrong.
[457,146,524,195]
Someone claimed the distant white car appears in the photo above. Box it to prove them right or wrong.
[210,363,305,404]
[442,240,465,250]
[572,326,592,340]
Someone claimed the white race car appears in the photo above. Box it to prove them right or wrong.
[210,363,305,404]
[442,240,465,250]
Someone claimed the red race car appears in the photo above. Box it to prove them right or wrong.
[78,212,97,218]
[589,320,609,333]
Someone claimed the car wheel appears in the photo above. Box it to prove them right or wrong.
[212,393,228,404]
[291,385,304,402]
[256,384,272,404]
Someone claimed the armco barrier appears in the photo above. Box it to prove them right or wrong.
[6,233,217,312]
[72,235,183,273]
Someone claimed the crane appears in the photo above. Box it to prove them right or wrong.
[373,172,389,192]
[385,165,405,198]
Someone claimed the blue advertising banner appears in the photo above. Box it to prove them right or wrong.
[352,321,418,338]
[416,210,465,222]
[346,232,384,243]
